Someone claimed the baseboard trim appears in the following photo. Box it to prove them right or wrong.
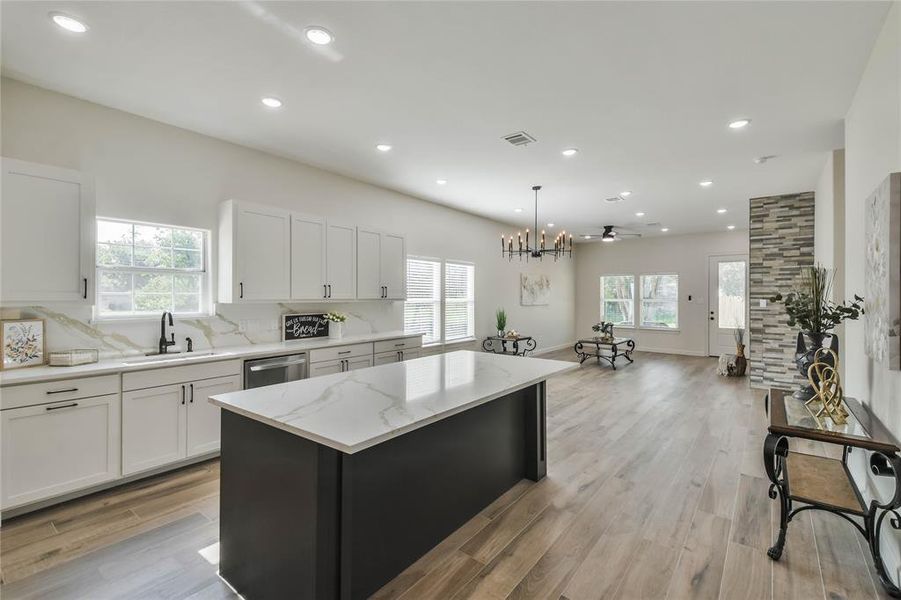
[633,346,709,357]
[533,341,576,355]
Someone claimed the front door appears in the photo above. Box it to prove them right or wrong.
[708,255,748,356]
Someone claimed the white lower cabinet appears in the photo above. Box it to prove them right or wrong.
[374,347,421,365]
[310,356,373,376]
[123,373,240,476]
[346,356,374,371]
[1,393,120,510]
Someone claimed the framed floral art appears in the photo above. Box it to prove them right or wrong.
[2,319,46,370]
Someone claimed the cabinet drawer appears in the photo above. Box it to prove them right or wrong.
[309,343,373,364]
[1,374,119,411]
[373,337,422,354]
[122,359,242,392]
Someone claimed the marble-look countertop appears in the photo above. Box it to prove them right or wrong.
[0,331,422,386]
[210,350,577,454]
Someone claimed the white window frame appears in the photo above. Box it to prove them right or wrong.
[403,256,443,345]
[404,257,476,347]
[94,217,212,321]
[599,274,636,329]
[443,260,476,344]
[638,272,680,331]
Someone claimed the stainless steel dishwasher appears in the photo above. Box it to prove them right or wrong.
[243,353,308,389]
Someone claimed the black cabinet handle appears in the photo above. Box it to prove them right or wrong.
[189,383,194,403]
[323,284,327,298]
[384,285,388,298]
[47,387,78,395]
[181,385,186,405]
[338,350,351,355]
[328,284,332,298]
[239,282,244,299]
[46,402,78,411]
[83,277,88,299]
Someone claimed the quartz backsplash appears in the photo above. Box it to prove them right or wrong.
[0,302,403,359]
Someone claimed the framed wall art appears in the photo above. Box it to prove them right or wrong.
[2,318,46,370]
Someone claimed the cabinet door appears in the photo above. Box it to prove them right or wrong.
[346,356,373,371]
[310,359,344,378]
[373,351,400,366]
[187,375,240,457]
[326,223,357,299]
[235,203,291,301]
[401,348,421,361]
[1,158,94,303]
[1,394,119,509]
[122,384,186,475]
[380,233,406,300]
[291,214,327,300]
[356,228,382,299]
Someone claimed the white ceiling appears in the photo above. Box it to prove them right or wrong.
[0,1,891,237]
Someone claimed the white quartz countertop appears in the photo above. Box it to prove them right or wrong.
[209,350,577,454]
[0,331,422,386]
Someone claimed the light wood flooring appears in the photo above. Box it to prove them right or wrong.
[0,350,891,599]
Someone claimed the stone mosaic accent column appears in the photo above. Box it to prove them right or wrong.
[749,192,815,389]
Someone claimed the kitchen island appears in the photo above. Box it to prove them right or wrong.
[209,350,576,600]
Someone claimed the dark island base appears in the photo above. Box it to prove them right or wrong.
[219,382,547,600]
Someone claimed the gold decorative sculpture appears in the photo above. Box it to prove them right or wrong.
[805,348,849,425]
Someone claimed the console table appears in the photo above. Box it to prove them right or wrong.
[573,337,635,370]
[482,335,536,356]
[764,388,901,597]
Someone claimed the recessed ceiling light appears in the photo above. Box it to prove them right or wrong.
[513,208,523,213]
[547,223,555,228]
[727,225,736,230]
[699,180,713,187]
[601,237,615,243]
[376,144,392,152]
[561,148,579,157]
[620,191,632,197]
[583,235,592,239]
[661,227,670,232]
[305,26,334,45]
[728,119,751,129]
[436,179,447,185]
[717,208,727,214]
[635,212,646,217]
[261,97,283,109]
[49,12,88,33]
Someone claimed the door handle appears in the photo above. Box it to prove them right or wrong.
[83,277,88,300]
[181,385,186,405]
[239,282,244,299]
[189,383,194,403]
[46,402,78,411]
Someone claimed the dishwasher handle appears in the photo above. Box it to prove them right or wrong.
[248,357,308,372]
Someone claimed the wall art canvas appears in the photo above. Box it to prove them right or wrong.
[520,273,550,306]
[864,172,901,370]
[2,319,45,370]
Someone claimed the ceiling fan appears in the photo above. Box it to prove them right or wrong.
[578,225,642,242]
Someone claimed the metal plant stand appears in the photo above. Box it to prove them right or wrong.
[764,388,901,598]
[482,335,536,356]
[573,337,635,370]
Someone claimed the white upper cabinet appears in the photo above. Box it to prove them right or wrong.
[0,158,95,303]
[291,213,327,300]
[357,228,406,300]
[325,222,356,300]
[219,200,291,302]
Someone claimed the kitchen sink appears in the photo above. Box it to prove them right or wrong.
[121,351,232,366]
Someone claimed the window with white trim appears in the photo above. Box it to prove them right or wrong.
[640,273,679,329]
[95,218,210,318]
[403,258,441,344]
[599,275,635,327]
[444,262,475,342]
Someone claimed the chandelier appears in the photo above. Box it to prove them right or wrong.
[501,185,572,261]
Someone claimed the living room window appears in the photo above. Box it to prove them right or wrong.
[403,258,442,344]
[640,273,679,329]
[599,275,635,327]
[444,261,475,342]
[95,218,210,318]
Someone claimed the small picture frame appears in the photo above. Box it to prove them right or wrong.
[2,318,46,370]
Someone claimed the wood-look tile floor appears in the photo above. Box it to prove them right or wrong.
[0,351,890,599]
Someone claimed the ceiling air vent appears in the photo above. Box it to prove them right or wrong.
[503,131,537,147]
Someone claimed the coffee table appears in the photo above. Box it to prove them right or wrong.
[573,337,635,369]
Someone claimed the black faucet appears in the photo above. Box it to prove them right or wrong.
[159,311,176,354]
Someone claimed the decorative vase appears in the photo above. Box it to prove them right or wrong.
[793,331,838,400]
[732,344,747,376]
[497,329,505,337]
[329,322,343,340]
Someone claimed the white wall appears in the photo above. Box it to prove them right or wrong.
[843,2,901,584]
[574,230,749,356]
[814,149,846,376]
[0,78,575,355]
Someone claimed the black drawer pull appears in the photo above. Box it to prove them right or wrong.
[46,388,78,395]
[394,343,404,347]
[46,402,78,411]
[338,350,351,355]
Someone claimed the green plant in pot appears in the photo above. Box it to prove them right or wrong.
[769,265,864,399]
[495,308,507,337]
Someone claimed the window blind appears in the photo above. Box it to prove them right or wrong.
[444,262,474,342]
[404,258,442,344]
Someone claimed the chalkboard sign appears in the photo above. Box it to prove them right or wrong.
[283,314,329,341]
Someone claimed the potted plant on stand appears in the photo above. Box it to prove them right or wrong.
[325,312,347,340]
[495,308,507,337]
[770,265,864,399]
